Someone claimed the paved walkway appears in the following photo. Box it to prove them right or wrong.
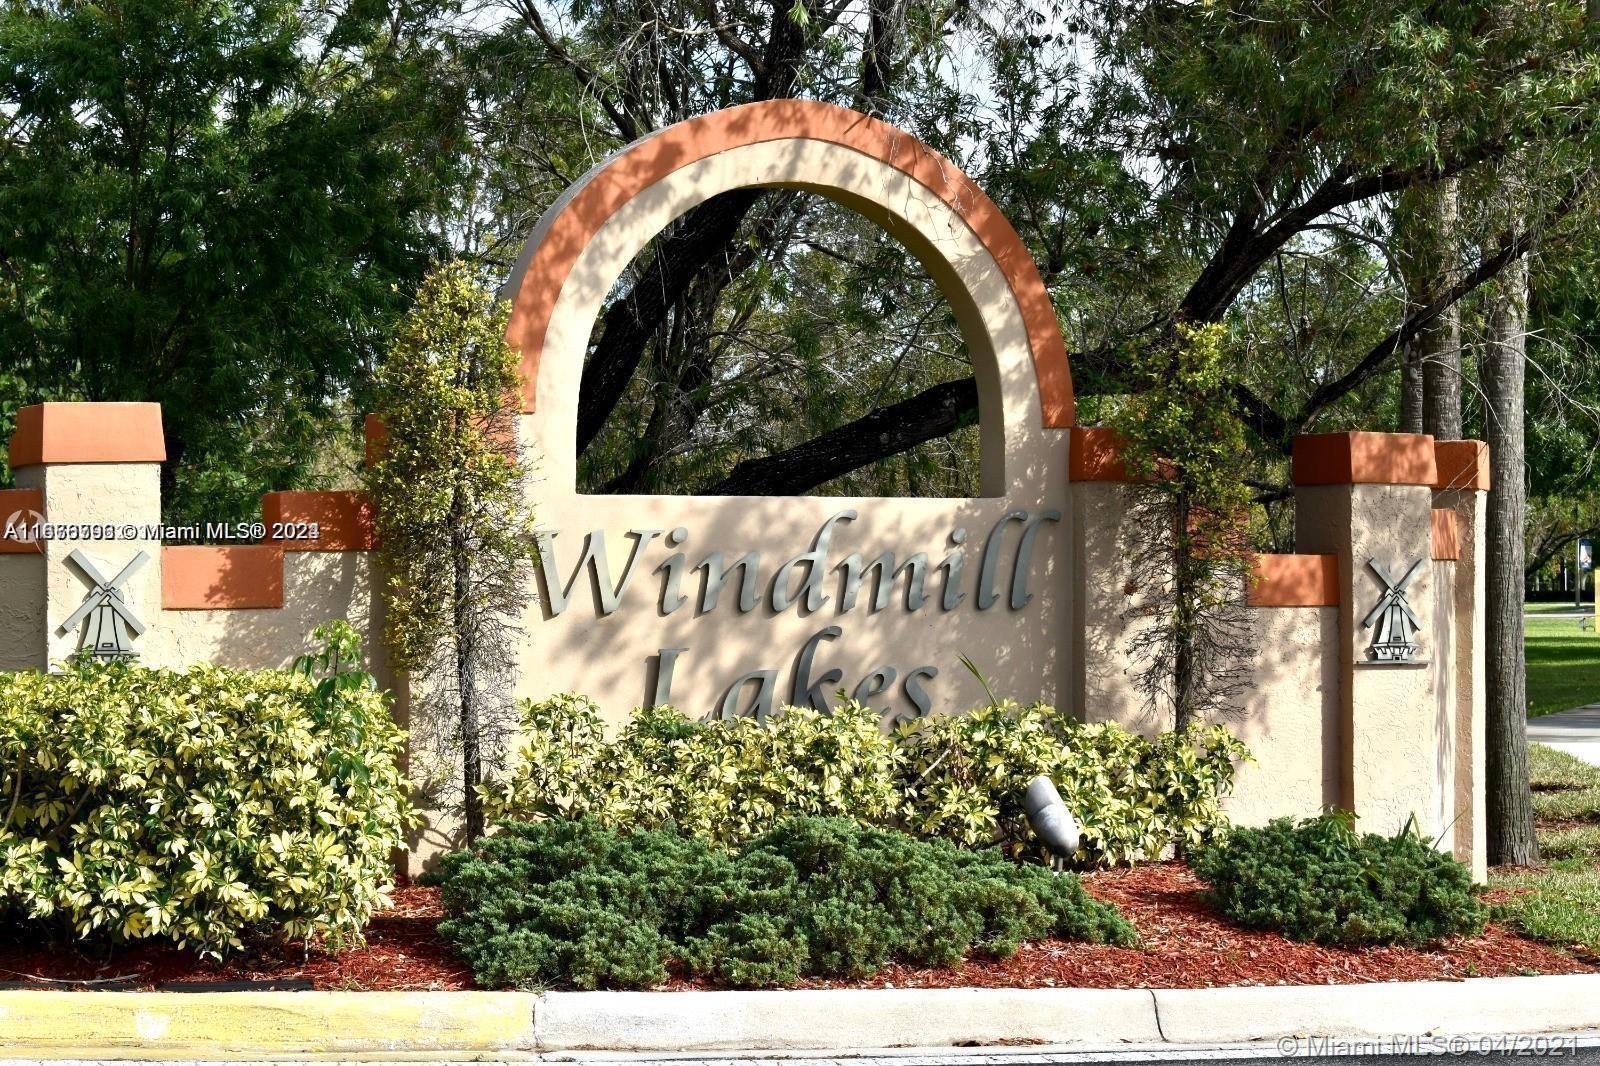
[1529,704,1600,767]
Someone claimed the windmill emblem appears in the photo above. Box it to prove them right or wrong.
[1363,557,1425,663]
[59,549,149,659]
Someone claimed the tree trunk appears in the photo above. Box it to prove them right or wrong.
[1421,182,1463,439]
[454,513,483,844]
[1398,182,1462,437]
[1482,250,1538,866]
[1172,490,1197,732]
[1399,348,1426,434]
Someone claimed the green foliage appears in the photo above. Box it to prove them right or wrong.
[0,624,411,957]
[1107,323,1256,730]
[484,698,905,847]
[1193,813,1487,947]
[1491,744,1600,954]
[366,261,537,673]
[486,695,1250,865]
[424,816,1136,990]
[900,703,1251,864]
[1491,860,1600,956]
[0,0,461,522]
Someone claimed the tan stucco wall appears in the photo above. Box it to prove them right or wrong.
[0,555,44,670]
[1067,480,1340,827]
[145,552,386,674]
[16,462,163,668]
[1223,605,1342,827]
[1069,481,1150,732]
[1439,487,1489,880]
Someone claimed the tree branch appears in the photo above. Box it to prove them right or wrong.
[578,188,767,453]
[700,0,767,78]
[514,0,640,141]
[704,376,978,495]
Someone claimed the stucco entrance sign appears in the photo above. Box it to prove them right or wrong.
[535,507,1060,721]
[502,100,1076,723]
[0,101,1495,874]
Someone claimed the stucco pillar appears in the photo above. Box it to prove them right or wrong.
[1292,432,1444,841]
[1435,441,1491,881]
[8,403,167,668]
[1066,428,1164,733]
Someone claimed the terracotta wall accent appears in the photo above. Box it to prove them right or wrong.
[1067,427,1140,482]
[162,545,285,609]
[363,413,387,469]
[1435,439,1491,491]
[1291,431,1438,487]
[1247,553,1341,607]
[1432,508,1462,561]
[8,402,166,468]
[261,491,376,551]
[504,99,1075,427]
[0,487,43,554]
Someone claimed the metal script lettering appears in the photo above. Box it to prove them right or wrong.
[536,529,662,617]
[789,625,843,710]
[976,511,1027,609]
[838,552,929,612]
[1009,511,1061,609]
[770,511,856,613]
[696,552,762,612]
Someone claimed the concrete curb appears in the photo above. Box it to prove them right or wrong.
[1,975,1599,1059]
[1151,975,1600,1045]
[0,990,536,1059]
[531,988,1161,1052]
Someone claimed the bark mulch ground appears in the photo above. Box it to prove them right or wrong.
[0,863,1588,991]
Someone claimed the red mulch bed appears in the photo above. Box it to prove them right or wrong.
[0,887,473,991]
[789,863,1593,990]
[0,864,1588,991]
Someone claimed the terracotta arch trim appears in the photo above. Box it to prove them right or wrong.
[505,99,1075,427]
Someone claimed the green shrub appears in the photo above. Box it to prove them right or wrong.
[484,698,904,847]
[486,695,1249,864]
[0,623,411,956]
[424,816,1136,990]
[898,703,1249,863]
[1192,813,1487,947]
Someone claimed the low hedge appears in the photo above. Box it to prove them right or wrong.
[0,623,411,956]
[484,695,1249,863]
[425,816,1137,989]
[1192,813,1486,947]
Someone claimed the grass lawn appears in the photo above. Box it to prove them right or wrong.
[1491,744,1600,958]
[1525,600,1593,615]
[1525,616,1600,718]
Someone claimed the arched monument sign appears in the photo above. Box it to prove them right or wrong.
[502,99,1076,723]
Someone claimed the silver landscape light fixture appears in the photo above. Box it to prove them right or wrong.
[1023,775,1081,860]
